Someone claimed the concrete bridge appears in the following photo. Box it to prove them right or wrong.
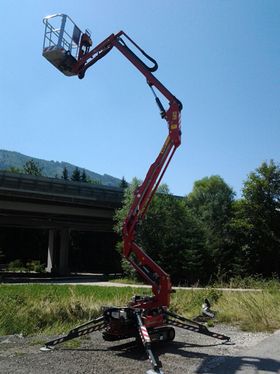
[0,171,123,274]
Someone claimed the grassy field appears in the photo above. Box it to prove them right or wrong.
[0,283,280,336]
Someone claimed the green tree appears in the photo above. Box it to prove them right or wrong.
[114,178,140,236]
[4,166,23,174]
[114,178,207,283]
[239,160,280,276]
[23,159,43,176]
[119,177,129,189]
[61,166,69,180]
[141,191,207,283]
[81,170,88,183]
[89,179,102,185]
[220,198,254,278]
[71,167,81,182]
[186,175,235,279]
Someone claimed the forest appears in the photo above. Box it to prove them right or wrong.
[114,160,280,284]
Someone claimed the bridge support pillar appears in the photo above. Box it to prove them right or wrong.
[58,228,70,275]
[46,229,55,273]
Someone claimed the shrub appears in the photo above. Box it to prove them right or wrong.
[7,259,25,272]
[26,260,45,273]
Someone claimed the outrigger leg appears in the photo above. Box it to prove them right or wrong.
[135,311,164,374]
[165,310,231,342]
[40,315,105,351]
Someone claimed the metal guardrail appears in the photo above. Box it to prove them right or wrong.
[43,13,81,59]
[0,171,123,204]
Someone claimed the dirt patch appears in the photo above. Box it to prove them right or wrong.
[0,325,271,374]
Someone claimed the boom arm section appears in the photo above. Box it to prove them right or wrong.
[122,101,181,309]
[57,28,182,309]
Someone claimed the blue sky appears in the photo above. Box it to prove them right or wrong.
[0,0,279,196]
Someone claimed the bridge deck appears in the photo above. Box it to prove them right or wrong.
[0,171,123,231]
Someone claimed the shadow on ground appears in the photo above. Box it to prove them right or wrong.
[103,339,280,373]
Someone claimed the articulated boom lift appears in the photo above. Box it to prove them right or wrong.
[41,14,230,374]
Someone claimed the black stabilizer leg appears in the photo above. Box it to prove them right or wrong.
[40,316,105,351]
[135,311,164,374]
[165,311,230,342]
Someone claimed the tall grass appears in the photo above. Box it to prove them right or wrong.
[216,289,280,332]
[170,288,222,316]
[212,275,280,290]
[0,285,150,336]
[0,284,279,336]
[172,288,280,332]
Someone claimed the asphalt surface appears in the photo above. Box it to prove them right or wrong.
[1,273,262,292]
[211,329,280,374]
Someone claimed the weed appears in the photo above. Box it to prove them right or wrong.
[61,339,81,349]
[14,352,25,357]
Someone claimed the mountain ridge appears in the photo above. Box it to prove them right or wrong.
[0,149,121,187]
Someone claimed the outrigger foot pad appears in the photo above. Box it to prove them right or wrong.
[40,346,54,352]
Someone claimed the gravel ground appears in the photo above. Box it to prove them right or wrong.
[0,324,272,374]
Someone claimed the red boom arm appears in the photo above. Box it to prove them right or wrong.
[74,31,182,310]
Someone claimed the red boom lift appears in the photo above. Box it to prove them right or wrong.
[41,14,230,374]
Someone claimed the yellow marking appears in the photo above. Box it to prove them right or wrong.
[172,112,177,120]
[170,124,177,130]
[160,137,170,154]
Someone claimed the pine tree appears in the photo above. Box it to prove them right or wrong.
[71,167,81,182]
[81,170,88,183]
[61,167,69,180]
[119,177,129,189]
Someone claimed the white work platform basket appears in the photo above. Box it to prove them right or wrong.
[42,14,82,76]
